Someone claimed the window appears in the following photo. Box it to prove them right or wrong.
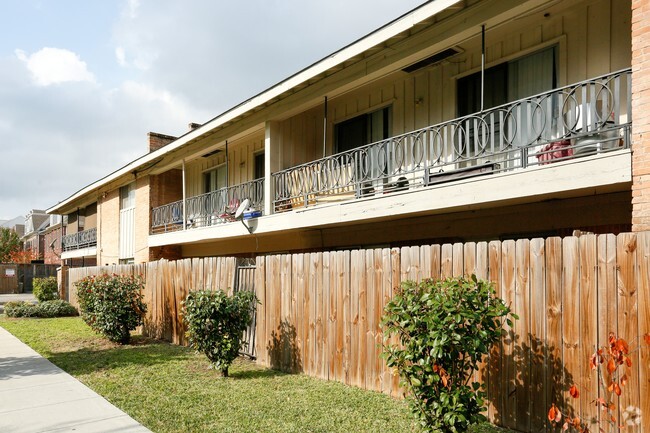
[120,183,136,210]
[335,106,391,153]
[457,45,557,116]
[254,152,265,180]
[204,165,227,193]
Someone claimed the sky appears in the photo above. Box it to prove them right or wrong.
[0,0,426,221]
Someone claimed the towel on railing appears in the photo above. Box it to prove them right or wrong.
[536,140,573,164]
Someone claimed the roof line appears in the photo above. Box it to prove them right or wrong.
[47,0,460,214]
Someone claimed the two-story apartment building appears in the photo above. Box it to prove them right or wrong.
[48,0,644,263]
[21,210,50,261]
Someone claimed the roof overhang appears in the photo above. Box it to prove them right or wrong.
[47,0,463,215]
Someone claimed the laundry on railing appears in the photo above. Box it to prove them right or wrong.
[536,140,574,164]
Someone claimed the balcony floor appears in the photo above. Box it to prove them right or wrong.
[149,149,631,250]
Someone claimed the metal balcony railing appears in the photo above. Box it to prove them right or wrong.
[151,179,264,234]
[62,227,97,252]
[272,68,631,211]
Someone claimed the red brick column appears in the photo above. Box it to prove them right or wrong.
[632,0,650,230]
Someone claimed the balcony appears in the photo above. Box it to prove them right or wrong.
[62,227,97,252]
[150,69,631,236]
[273,69,631,212]
[151,178,264,234]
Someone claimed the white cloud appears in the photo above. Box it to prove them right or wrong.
[125,0,140,19]
[115,46,127,67]
[15,47,95,86]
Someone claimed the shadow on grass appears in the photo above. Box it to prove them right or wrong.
[44,337,189,376]
[228,368,288,380]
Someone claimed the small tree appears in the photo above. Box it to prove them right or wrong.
[549,332,650,432]
[33,276,59,302]
[183,289,258,377]
[75,274,147,344]
[382,275,515,433]
[0,227,21,263]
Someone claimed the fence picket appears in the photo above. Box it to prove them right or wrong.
[64,233,650,433]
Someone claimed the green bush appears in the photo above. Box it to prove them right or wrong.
[36,300,78,318]
[75,274,147,344]
[183,289,258,377]
[381,275,516,433]
[33,276,59,302]
[4,300,78,318]
[4,301,39,317]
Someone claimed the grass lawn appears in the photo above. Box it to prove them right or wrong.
[0,316,511,433]
[0,316,416,433]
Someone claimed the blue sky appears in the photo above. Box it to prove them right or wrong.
[0,0,425,221]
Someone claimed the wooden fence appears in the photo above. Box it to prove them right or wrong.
[66,233,650,433]
[0,264,18,294]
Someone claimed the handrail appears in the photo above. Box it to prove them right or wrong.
[272,68,632,211]
[151,178,264,233]
[61,227,97,252]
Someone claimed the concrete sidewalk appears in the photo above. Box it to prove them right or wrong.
[0,326,152,433]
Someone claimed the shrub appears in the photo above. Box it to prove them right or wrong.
[75,274,147,344]
[36,300,78,318]
[183,289,258,377]
[33,276,59,302]
[4,300,78,318]
[4,301,39,318]
[381,275,516,433]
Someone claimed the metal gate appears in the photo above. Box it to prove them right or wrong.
[17,264,58,293]
[233,258,256,359]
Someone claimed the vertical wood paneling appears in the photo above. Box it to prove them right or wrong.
[617,233,639,423]
[487,240,503,424]
[529,238,546,432]
[545,237,563,418]
[562,237,580,427]
[501,239,517,430]
[579,235,598,424]
[349,250,362,388]
[515,239,531,433]
[636,233,650,433]
[66,231,650,433]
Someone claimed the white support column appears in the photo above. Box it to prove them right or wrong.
[264,121,281,215]
[182,159,187,230]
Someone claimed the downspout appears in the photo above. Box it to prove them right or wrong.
[481,24,485,112]
[225,140,229,188]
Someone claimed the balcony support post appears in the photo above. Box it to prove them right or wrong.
[182,159,187,230]
[265,121,282,215]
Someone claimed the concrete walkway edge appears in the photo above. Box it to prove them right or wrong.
[0,326,152,433]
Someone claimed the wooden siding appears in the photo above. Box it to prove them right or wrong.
[0,265,18,294]
[276,0,631,170]
[184,133,265,198]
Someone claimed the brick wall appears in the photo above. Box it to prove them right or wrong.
[149,245,183,261]
[43,226,62,265]
[148,132,177,152]
[148,169,183,261]
[632,0,650,230]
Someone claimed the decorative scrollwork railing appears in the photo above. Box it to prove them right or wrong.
[62,227,97,252]
[151,179,264,233]
[273,68,631,211]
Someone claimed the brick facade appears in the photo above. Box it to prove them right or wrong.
[149,245,183,261]
[632,0,650,230]
[148,132,177,152]
[43,225,62,265]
